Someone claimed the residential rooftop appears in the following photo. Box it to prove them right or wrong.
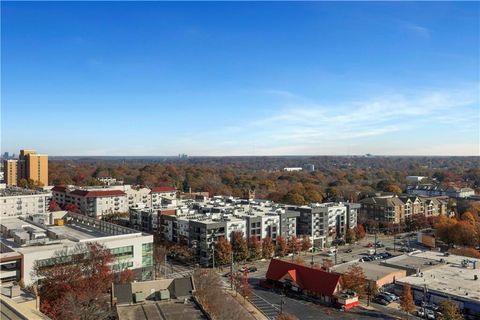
[0,187,51,197]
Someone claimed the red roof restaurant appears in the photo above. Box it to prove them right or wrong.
[264,259,359,309]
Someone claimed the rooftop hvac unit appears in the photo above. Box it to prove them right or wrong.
[133,292,145,303]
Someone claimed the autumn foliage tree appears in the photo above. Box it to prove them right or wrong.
[401,283,416,314]
[301,235,312,253]
[193,269,250,320]
[231,231,249,262]
[287,235,301,255]
[354,224,366,240]
[339,263,367,297]
[215,237,233,265]
[262,236,274,259]
[275,236,288,257]
[248,236,262,261]
[34,242,114,320]
[64,203,81,213]
[116,268,135,284]
[48,200,62,212]
[345,228,356,244]
[438,300,463,320]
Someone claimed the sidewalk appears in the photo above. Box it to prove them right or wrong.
[227,289,268,320]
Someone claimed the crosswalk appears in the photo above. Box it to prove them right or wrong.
[247,291,280,320]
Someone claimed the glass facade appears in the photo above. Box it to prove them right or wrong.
[142,243,153,267]
[111,245,133,260]
[112,261,133,272]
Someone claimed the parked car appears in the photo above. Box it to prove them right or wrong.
[374,297,390,305]
[248,266,258,273]
[426,303,439,311]
[344,248,353,253]
[425,309,435,320]
[417,308,425,317]
[377,293,394,303]
[382,292,399,301]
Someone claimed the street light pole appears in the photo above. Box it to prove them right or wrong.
[212,245,215,269]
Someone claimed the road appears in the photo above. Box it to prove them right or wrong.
[168,232,424,320]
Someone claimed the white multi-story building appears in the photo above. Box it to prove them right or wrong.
[52,186,128,218]
[52,185,177,218]
[0,212,154,285]
[293,202,357,248]
[0,188,51,218]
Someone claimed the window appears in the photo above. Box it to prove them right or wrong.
[111,246,134,259]
[142,243,153,267]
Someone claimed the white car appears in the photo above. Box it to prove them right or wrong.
[425,309,435,320]
[416,308,425,317]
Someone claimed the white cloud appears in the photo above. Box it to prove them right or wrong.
[403,22,430,38]
[219,84,479,155]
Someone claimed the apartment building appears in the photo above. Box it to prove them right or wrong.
[407,184,475,198]
[278,209,300,239]
[1,187,52,218]
[360,195,448,223]
[150,186,177,208]
[52,186,128,218]
[0,212,154,285]
[2,149,48,187]
[293,202,356,248]
[3,160,18,187]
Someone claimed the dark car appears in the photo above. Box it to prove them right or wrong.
[248,266,258,273]
[344,248,353,253]
[375,297,390,305]
[377,293,394,303]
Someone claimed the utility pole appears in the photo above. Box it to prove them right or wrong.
[374,231,378,255]
[279,296,285,315]
[393,226,396,252]
[230,250,234,290]
[334,245,338,265]
[212,245,215,269]
[164,252,167,278]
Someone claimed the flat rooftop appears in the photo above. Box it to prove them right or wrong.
[116,300,206,320]
[0,188,50,197]
[333,261,405,281]
[398,263,480,302]
[410,250,475,265]
[380,253,440,271]
[0,214,149,254]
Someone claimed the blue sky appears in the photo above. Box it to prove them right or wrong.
[1,1,479,156]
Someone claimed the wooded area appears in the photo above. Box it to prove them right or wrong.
[48,156,480,205]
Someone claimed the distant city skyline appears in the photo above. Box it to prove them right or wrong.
[2,2,479,156]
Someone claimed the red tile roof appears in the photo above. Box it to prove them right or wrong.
[52,186,68,192]
[69,189,126,198]
[265,259,341,297]
[150,186,176,193]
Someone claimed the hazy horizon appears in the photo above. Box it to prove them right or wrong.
[2,2,479,156]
